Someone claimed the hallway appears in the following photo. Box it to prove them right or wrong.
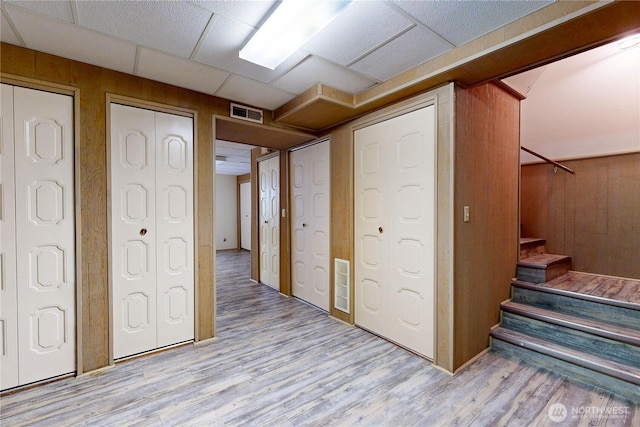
[1,249,637,426]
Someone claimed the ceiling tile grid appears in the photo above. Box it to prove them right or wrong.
[216,74,296,111]
[272,55,377,95]
[215,140,255,176]
[75,0,212,58]
[137,47,230,96]
[2,2,137,75]
[0,0,559,113]
[392,0,555,47]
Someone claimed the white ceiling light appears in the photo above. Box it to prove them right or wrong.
[239,0,352,70]
[617,34,640,50]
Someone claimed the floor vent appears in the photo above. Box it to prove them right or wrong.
[334,258,350,313]
[230,103,263,124]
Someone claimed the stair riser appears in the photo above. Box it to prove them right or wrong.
[512,287,638,330]
[520,243,545,260]
[501,312,640,368]
[492,340,640,402]
[516,262,570,284]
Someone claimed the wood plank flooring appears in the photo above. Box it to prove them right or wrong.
[542,271,640,307]
[1,249,638,426]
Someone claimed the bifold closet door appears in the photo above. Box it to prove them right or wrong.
[354,105,436,359]
[110,104,194,360]
[258,156,280,289]
[1,84,76,390]
[290,141,330,311]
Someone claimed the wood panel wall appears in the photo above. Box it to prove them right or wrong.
[453,83,520,370]
[2,43,245,373]
[521,153,640,279]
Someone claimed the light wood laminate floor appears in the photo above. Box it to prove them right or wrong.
[1,250,637,426]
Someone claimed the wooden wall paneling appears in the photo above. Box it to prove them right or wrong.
[453,83,520,371]
[521,153,640,279]
[327,125,353,324]
[198,113,214,341]
[279,152,291,296]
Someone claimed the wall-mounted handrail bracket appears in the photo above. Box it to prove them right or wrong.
[521,146,575,175]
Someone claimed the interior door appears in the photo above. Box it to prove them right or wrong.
[111,104,158,358]
[0,85,76,390]
[110,104,195,359]
[290,141,330,311]
[240,181,251,250]
[1,84,19,389]
[154,112,194,348]
[354,105,436,359]
[258,155,279,289]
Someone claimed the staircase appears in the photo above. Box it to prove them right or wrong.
[490,238,640,401]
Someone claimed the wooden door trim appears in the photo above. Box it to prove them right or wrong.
[105,95,198,364]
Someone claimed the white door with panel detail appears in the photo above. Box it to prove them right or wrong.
[354,105,436,359]
[258,156,279,289]
[110,103,194,360]
[290,141,330,311]
[1,84,76,390]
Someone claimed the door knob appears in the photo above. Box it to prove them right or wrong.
[264,220,268,224]
[303,223,307,227]
[140,228,148,236]
[378,226,383,233]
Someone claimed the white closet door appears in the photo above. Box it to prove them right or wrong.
[155,112,194,348]
[1,84,19,390]
[240,181,251,250]
[13,86,76,384]
[111,104,194,359]
[355,105,436,359]
[111,104,158,359]
[290,141,330,311]
[258,156,279,289]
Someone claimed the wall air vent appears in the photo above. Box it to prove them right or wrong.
[230,103,263,124]
[334,258,350,313]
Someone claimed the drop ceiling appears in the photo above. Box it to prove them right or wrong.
[1,0,555,113]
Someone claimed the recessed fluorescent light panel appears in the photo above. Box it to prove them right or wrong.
[240,0,352,70]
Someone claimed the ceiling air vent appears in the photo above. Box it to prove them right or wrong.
[230,103,263,124]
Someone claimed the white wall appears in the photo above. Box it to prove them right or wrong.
[507,39,640,162]
[215,174,238,250]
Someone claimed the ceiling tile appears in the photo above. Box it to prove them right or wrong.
[393,0,553,46]
[303,1,413,66]
[137,48,230,96]
[217,75,295,111]
[350,26,452,81]
[193,14,307,84]
[193,0,277,27]
[3,3,136,74]
[273,55,377,94]
[76,0,212,58]
[1,10,22,45]
[4,0,74,23]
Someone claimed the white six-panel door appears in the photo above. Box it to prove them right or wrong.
[1,84,76,390]
[240,181,251,251]
[354,105,436,359]
[258,156,279,289]
[290,141,330,311]
[110,104,194,360]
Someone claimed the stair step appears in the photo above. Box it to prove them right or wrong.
[516,254,571,283]
[501,301,640,347]
[490,327,640,400]
[519,237,546,260]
